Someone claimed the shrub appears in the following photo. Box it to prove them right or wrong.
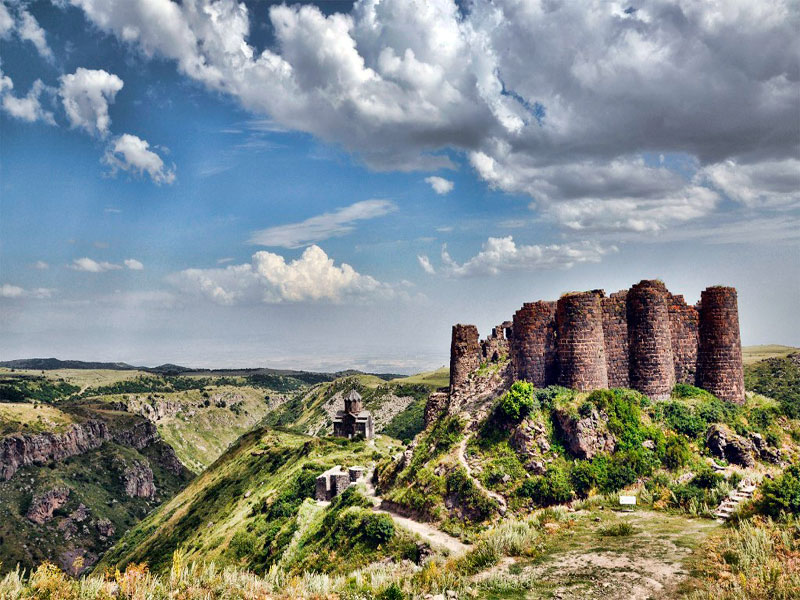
[380,582,405,600]
[570,460,597,498]
[663,435,691,469]
[518,465,572,506]
[496,381,537,423]
[692,466,723,490]
[758,463,800,517]
[363,513,395,544]
[446,467,495,521]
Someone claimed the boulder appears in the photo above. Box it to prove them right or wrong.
[26,487,70,525]
[510,417,552,472]
[553,407,616,459]
[96,518,115,538]
[749,432,781,464]
[705,424,755,467]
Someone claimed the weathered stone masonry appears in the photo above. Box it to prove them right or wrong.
[447,279,744,404]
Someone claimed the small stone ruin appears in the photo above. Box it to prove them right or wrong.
[315,465,366,501]
[333,390,375,439]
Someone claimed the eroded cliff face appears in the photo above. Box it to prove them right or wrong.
[1,417,177,482]
[122,461,156,498]
[0,420,109,481]
[26,487,71,525]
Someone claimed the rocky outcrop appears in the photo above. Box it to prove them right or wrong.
[510,418,551,474]
[96,518,115,538]
[125,397,183,422]
[705,424,755,467]
[749,432,781,464]
[123,461,156,498]
[153,441,186,476]
[1,420,109,481]
[112,420,159,450]
[27,487,70,524]
[553,407,616,459]
[424,391,449,427]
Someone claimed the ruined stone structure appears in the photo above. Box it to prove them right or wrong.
[447,279,745,404]
[332,390,374,439]
[449,324,481,393]
[314,465,366,501]
[697,287,745,404]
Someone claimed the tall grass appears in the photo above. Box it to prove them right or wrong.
[686,517,800,600]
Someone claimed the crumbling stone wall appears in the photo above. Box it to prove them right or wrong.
[627,280,675,400]
[510,301,557,387]
[449,324,481,394]
[556,292,608,391]
[697,287,745,404]
[601,291,630,388]
[481,321,511,362]
[668,294,699,385]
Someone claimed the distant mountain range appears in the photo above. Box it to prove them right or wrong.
[0,357,404,380]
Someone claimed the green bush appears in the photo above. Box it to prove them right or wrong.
[744,356,800,418]
[570,460,597,498]
[758,463,800,517]
[663,435,691,469]
[446,467,495,521]
[496,381,537,423]
[380,583,405,600]
[518,465,572,506]
[363,513,395,544]
[598,522,636,536]
[692,466,724,490]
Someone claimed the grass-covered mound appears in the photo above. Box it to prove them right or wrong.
[745,353,800,418]
[95,427,405,576]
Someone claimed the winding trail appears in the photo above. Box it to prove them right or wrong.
[457,434,508,514]
[363,469,470,556]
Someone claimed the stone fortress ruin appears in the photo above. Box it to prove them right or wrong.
[448,280,745,405]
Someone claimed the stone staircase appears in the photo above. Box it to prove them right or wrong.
[714,479,757,522]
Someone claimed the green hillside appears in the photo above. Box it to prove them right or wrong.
[742,344,799,364]
[96,429,408,575]
[262,374,439,442]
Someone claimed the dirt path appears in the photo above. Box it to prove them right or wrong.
[363,470,470,556]
[457,435,507,513]
[473,509,719,599]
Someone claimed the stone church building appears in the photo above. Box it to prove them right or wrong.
[333,390,374,439]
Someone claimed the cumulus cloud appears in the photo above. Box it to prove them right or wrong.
[417,255,436,275]
[61,0,800,232]
[0,284,54,299]
[0,3,13,38]
[59,68,124,136]
[17,8,53,60]
[124,258,144,270]
[425,176,454,195]
[249,200,396,248]
[0,76,55,124]
[169,245,394,304]
[700,158,800,209]
[68,257,123,272]
[103,133,176,184]
[419,236,615,278]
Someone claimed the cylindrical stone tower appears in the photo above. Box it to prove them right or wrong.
[556,292,608,391]
[697,287,745,404]
[510,301,557,387]
[449,324,481,394]
[627,280,675,400]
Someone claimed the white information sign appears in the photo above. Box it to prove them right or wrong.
[619,495,637,505]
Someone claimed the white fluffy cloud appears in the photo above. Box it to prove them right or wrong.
[68,257,144,272]
[103,134,176,184]
[420,236,615,278]
[417,254,436,275]
[17,8,53,60]
[700,158,800,209]
[0,3,13,38]
[62,0,800,232]
[170,245,394,304]
[59,68,124,136]
[124,258,144,270]
[0,75,54,124]
[425,176,454,195]
[0,284,54,299]
[249,200,396,248]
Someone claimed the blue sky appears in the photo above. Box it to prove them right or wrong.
[1,0,798,372]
